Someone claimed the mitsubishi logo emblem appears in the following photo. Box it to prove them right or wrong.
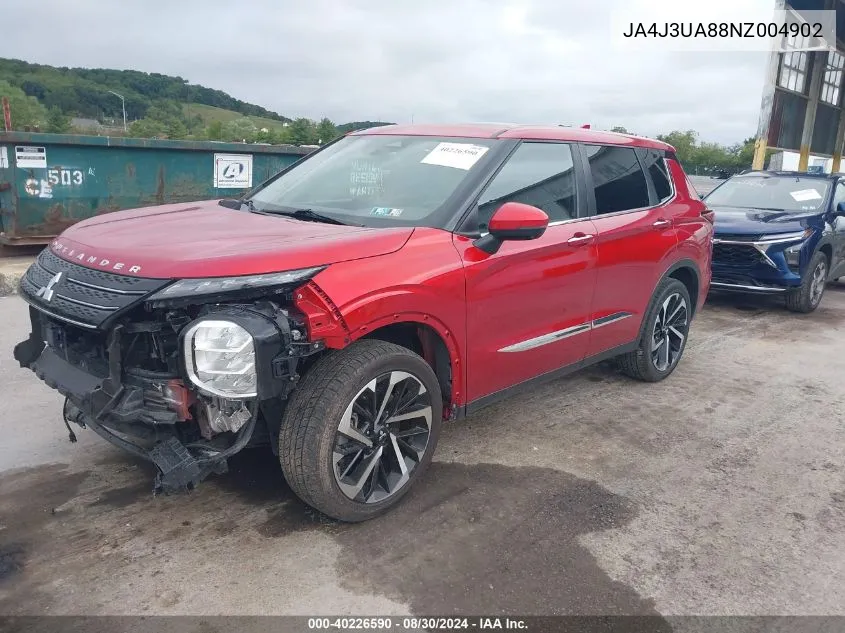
[36,272,63,302]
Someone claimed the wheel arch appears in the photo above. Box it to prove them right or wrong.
[662,258,701,317]
[817,241,833,269]
[355,314,463,417]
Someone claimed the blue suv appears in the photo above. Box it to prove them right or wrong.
[703,171,845,312]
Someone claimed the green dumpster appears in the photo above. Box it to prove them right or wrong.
[0,132,312,245]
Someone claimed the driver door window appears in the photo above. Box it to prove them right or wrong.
[477,142,577,230]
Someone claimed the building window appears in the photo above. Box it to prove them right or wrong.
[820,51,844,106]
[778,35,809,94]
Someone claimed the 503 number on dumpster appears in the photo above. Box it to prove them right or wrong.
[47,168,84,186]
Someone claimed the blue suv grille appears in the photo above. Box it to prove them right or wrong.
[713,243,767,268]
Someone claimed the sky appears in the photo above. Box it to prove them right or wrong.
[0,0,778,145]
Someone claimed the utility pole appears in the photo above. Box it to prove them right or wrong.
[107,90,127,132]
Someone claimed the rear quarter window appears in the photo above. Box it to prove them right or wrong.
[640,149,673,202]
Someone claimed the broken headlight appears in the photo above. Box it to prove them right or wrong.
[147,267,326,308]
[183,320,257,398]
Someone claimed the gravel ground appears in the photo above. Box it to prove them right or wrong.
[1,286,844,618]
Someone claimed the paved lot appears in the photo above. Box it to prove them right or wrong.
[687,175,721,197]
[1,287,844,619]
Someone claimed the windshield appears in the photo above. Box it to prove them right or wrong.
[705,173,830,212]
[247,135,499,227]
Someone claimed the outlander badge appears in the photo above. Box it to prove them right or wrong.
[36,272,63,302]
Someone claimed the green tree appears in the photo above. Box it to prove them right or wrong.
[656,130,698,167]
[129,117,168,138]
[46,106,71,133]
[221,117,258,142]
[316,117,338,144]
[127,100,191,139]
[610,126,629,134]
[0,80,47,130]
[206,120,224,140]
[288,117,317,145]
[270,126,293,145]
[729,137,756,171]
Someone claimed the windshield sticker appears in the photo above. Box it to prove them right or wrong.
[421,142,489,170]
[789,188,823,202]
[370,207,403,217]
[349,160,384,197]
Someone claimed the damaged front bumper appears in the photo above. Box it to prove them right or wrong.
[14,312,259,494]
[13,304,321,495]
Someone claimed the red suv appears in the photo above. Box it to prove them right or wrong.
[14,124,712,521]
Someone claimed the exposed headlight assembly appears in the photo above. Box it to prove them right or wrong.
[180,303,310,400]
[148,267,325,308]
[184,320,257,398]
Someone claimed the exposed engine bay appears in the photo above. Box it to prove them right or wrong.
[14,248,327,494]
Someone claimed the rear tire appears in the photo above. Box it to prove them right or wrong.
[785,251,827,313]
[278,339,442,522]
[617,278,692,382]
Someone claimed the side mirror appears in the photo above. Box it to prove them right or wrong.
[473,202,549,254]
[837,201,845,216]
[218,198,243,210]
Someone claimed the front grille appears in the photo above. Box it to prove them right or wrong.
[714,233,763,242]
[20,249,170,329]
[712,243,767,268]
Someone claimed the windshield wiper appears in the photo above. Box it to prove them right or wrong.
[260,207,360,226]
[242,202,363,226]
[287,208,349,225]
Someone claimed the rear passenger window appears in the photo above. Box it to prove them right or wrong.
[640,149,673,202]
[584,145,651,214]
[477,142,577,225]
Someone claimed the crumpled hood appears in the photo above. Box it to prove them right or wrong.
[712,205,815,236]
[50,199,414,278]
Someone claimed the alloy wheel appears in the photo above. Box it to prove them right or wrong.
[651,293,688,372]
[810,260,827,307]
[333,371,432,504]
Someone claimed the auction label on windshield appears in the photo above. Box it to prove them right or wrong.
[421,142,489,170]
[790,188,823,202]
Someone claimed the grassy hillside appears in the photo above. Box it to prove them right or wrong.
[0,57,289,123]
[0,57,395,144]
[182,104,291,132]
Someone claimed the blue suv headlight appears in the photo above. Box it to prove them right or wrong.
[760,229,812,270]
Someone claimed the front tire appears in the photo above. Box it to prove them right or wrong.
[785,251,827,313]
[617,277,692,382]
[279,339,442,522]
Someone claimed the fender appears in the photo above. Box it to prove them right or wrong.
[642,257,703,336]
[294,283,466,410]
[662,257,703,301]
[814,228,836,266]
[349,311,465,409]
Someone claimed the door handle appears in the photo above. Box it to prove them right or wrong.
[567,233,595,245]
[653,218,671,228]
